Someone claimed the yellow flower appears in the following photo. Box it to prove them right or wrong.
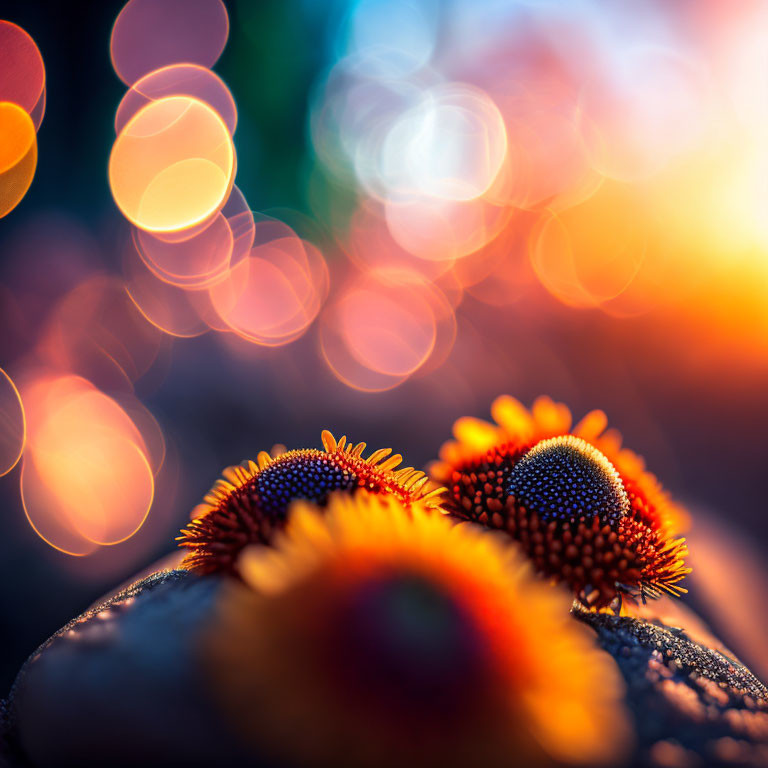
[431,395,690,609]
[205,492,632,768]
[178,430,445,574]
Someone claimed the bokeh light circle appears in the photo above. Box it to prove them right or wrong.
[124,240,212,338]
[115,63,237,136]
[209,235,329,346]
[133,211,234,289]
[0,101,37,218]
[20,375,155,555]
[36,275,165,391]
[0,367,25,477]
[380,83,507,202]
[0,21,45,126]
[384,194,511,262]
[109,95,236,234]
[529,182,648,308]
[320,270,439,391]
[346,0,438,79]
[110,0,229,86]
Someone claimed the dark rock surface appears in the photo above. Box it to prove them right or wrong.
[3,569,766,767]
[575,606,768,767]
[4,570,265,768]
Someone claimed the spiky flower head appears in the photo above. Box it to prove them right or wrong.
[178,430,445,574]
[431,395,691,609]
[205,493,631,768]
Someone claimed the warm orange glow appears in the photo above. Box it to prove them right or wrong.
[0,101,37,218]
[111,393,166,476]
[208,493,631,767]
[0,21,45,127]
[108,96,235,234]
[0,367,25,477]
[20,456,98,557]
[450,208,538,306]
[20,374,155,555]
[529,181,649,309]
[0,102,35,171]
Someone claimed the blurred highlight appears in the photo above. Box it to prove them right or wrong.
[94,0,768,395]
[2,0,768,574]
[115,63,237,137]
[0,103,36,219]
[207,493,631,767]
[0,367,25,477]
[107,0,332,356]
[0,20,45,127]
[306,0,768,372]
[109,96,235,234]
[0,19,44,217]
[110,0,229,86]
[19,373,155,556]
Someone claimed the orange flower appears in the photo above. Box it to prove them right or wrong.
[431,395,690,609]
[205,493,632,768]
[178,430,445,574]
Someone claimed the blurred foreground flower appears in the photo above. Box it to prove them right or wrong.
[205,492,632,768]
[178,430,445,574]
[432,396,690,609]
[5,491,766,767]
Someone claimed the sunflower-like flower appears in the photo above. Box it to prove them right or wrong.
[178,430,445,574]
[205,493,631,768]
[430,395,691,609]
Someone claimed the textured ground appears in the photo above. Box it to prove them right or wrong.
[2,570,767,767]
[2,570,261,768]
[575,605,768,767]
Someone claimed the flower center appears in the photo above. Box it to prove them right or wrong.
[505,435,629,525]
[253,451,359,519]
[329,572,487,710]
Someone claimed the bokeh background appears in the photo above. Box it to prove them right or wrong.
[1,0,767,694]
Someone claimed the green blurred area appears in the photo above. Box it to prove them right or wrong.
[220,0,356,236]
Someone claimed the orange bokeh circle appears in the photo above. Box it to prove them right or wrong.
[19,374,155,555]
[0,101,37,218]
[109,95,235,235]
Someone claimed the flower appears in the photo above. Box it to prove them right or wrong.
[430,395,691,609]
[205,492,631,768]
[178,430,445,574]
